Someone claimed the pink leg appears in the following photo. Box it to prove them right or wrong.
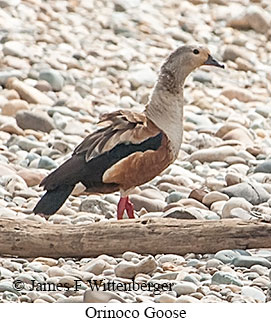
[117,196,128,220]
[125,197,135,219]
[117,196,135,220]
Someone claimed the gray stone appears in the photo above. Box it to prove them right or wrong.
[79,196,116,217]
[173,282,197,296]
[71,214,95,225]
[221,182,270,205]
[241,286,266,302]
[202,191,229,207]
[39,69,64,91]
[48,106,78,118]
[0,281,21,295]
[255,106,271,118]
[163,207,201,220]
[83,259,109,275]
[200,275,212,284]
[187,259,201,267]
[26,152,40,163]
[92,77,112,89]
[186,113,213,127]
[122,251,139,261]
[97,254,118,266]
[233,249,251,256]
[52,112,67,130]
[221,197,253,219]
[155,293,177,303]
[243,272,259,281]
[0,70,23,85]
[115,256,157,279]
[0,266,13,278]
[1,260,22,272]
[251,276,270,288]
[2,291,19,302]
[189,146,237,163]
[214,250,240,264]
[255,250,271,262]
[211,272,243,286]
[128,66,156,88]
[130,194,166,213]
[250,264,269,276]
[51,140,72,154]
[47,267,65,277]
[16,110,55,133]
[254,160,271,174]
[103,269,115,276]
[229,207,253,220]
[205,213,221,220]
[83,290,126,303]
[3,41,28,58]
[183,274,200,286]
[175,295,200,303]
[4,174,28,194]
[166,191,183,204]
[26,262,44,272]
[34,257,58,267]
[38,156,58,170]
[0,207,17,218]
[49,214,72,225]
[206,259,223,269]
[231,255,271,268]
[193,71,212,83]
[158,254,185,265]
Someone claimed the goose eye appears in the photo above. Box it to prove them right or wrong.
[193,49,199,55]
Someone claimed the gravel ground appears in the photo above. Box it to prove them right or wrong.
[0,0,271,303]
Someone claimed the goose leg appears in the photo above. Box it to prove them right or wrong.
[117,196,135,220]
[125,197,134,219]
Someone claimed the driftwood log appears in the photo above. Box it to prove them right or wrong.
[1,218,271,258]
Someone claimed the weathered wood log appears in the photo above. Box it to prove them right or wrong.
[1,218,271,258]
